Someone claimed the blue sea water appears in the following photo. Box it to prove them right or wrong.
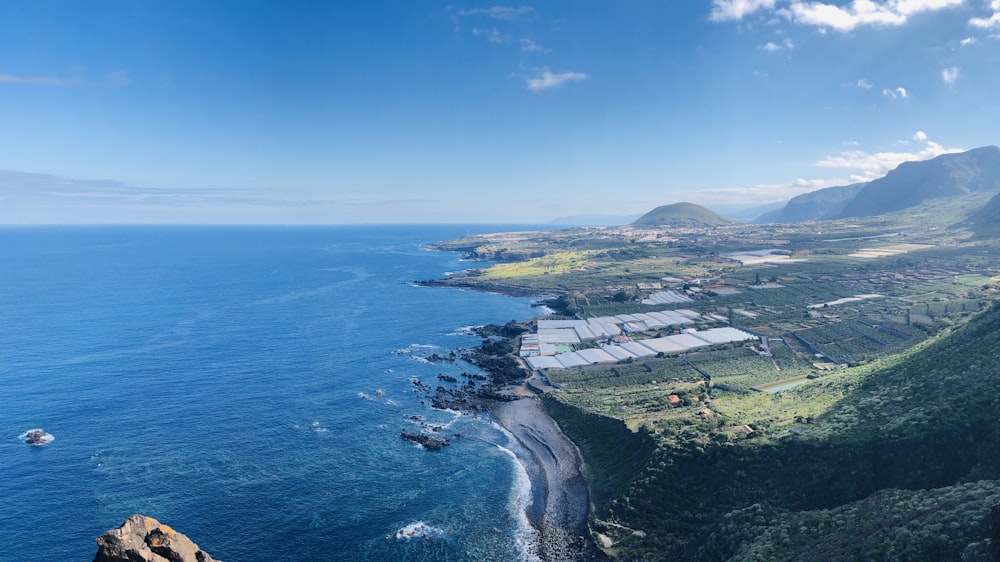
[0,225,547,561]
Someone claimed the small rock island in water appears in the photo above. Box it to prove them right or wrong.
[21,429,54,446]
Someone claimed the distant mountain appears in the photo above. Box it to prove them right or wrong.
[766,182,868,223]
[548,214,642,226]
[633,202,733,228]
[839,146,1000,218]
[761,146,1000,223]
[711,200,787,222]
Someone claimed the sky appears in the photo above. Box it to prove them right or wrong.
[1,0,998,224]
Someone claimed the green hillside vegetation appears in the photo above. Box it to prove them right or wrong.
[968,191,1000,238]
[554,300,1000,560]
[633,202,733,228]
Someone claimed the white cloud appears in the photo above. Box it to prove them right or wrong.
[709,0,778,21]
[520,38,551,53]
[681,177,852,206]
[842,78,874,88]
[882,86,909,99]
[711,0,964,31]
[525,68,588,91]
[457,6,534,20]
[816,134,962,178]
[970,0,1000,28]
[686,133,963,206]
[942,66,959,84]
[960,36,978,45]
[760,37,795,50]
[0,72,80,86]
[472,27,508,43]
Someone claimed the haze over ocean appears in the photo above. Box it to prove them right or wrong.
[0,225,545,561]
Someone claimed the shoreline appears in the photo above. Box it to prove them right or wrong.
[490,393,604,561]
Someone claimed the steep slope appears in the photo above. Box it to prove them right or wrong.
[967,190,1000,237]
[600,301,1000,560]
[633,202,732,228]
[767,182,867,223]
[839,146,1000,218]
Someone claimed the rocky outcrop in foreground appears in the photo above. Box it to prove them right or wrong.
[94,514,217,562]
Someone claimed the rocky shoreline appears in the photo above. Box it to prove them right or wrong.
[412,278,551,298]
[413,322,605,561]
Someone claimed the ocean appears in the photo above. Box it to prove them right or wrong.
[0,225,547,561]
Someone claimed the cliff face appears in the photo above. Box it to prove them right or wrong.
[94,514,217,562]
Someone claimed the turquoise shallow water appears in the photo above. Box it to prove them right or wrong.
[0,225,544,561]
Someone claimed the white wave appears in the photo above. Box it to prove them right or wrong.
[250,284,340,306]
[252,267,373,306]
[358,392,372,400]
[445,325,482,336]
[427,408,464,430]
[389,520,448,541]
[495,442,541,562]
[402,343,439,351]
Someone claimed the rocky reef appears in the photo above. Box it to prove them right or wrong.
[400,430,449,450]
[93,514,217,562]
[20,428,54,445]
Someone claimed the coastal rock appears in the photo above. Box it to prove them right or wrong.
[24,429,48,445]
[20,428,54,445]
[94,514,218,562]
[400,431,449,450]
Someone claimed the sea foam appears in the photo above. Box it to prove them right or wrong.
[494,431,542,562]
[389,521,448,540]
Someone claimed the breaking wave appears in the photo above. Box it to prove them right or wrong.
[389,520,448,540]
[495,437,541,562]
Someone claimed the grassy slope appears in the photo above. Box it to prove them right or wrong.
[576,301,1000,559]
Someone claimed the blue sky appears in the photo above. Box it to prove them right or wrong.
[1,0,998,224]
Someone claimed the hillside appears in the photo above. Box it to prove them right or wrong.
[968,191,1000,238]
[765,182,867,223]
[584,301,1000,560]
[839,146,1000,218]
[759,146,1000,224]
[633,202,732,228]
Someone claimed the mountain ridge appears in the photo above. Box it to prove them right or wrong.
[840,145,1000,218]
[758,146,1000,223]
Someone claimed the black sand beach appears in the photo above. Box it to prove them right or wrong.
[492,396,604,561]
